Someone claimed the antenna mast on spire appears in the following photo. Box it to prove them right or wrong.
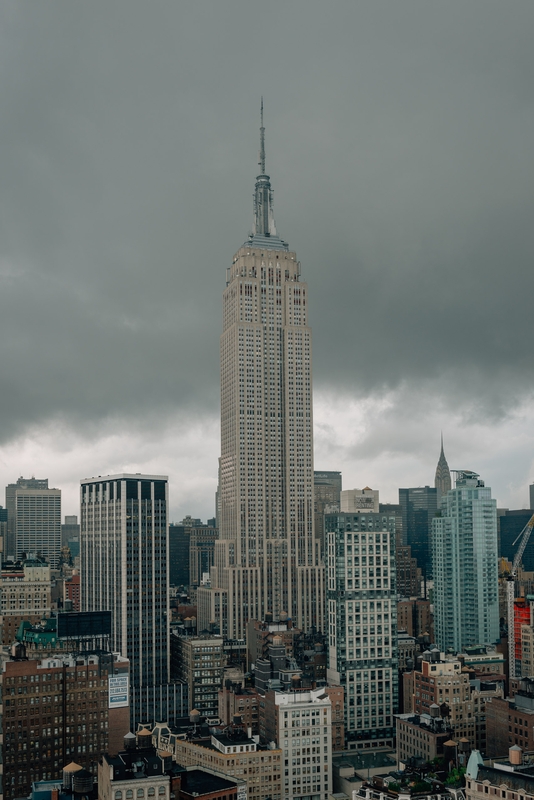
[259,97,266,174]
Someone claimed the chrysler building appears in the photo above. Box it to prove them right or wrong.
[199,104,324,639]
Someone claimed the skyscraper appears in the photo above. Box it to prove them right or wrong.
[325,506,398,749]
[5,476,61,565]
[432,470,499,652]
[434,435,452,501]
[204,105,324,639]
[80,474,187,725]
[398,486,438,578]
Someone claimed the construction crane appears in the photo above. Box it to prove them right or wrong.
[507,513,534,680]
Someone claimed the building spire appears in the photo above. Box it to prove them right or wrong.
[259,96,266,174]
[251,98,280,242]
[435,434,452,501]
[245,100,288,250]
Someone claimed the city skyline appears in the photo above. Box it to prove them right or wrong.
[1,2,534,521]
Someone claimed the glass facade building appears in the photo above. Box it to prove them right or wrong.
[81,474,170,723]
[432,470,499,652]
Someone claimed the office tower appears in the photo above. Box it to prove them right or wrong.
[189,523,218,587]
[206,105,324,639]
[398,486,438,578]
[1,649,129,800]
[326,506,398,749]
[61,514,80,547]
[0,505,7,554]
[81,474,187,726]
[395,543,422,598]
[314,470,342,551]
[169,523,190,587]
[434,435,452,501]
[5,477,61,565]
[432,470,499,652]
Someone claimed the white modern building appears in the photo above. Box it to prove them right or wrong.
[432,470,499,652]
[201,106,324,638]
[326,509,398,749]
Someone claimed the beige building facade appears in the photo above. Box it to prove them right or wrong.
[202,112,324,639]
[152,723,282,800]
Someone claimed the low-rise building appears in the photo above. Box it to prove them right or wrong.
[465,747,534,800]
[152,719,281,800]
[412,649,476,747]
[485,677,534,757]
[2,648,129,800]
[396,709,453,765]
[99,730,246,800]
[219,682,260,734]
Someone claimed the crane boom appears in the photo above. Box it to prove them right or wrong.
[507,513,534,681]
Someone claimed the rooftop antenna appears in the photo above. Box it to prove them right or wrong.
[259,97,266,174]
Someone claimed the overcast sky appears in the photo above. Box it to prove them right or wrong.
[1,1,533,521]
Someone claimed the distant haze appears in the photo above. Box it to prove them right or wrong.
[1,1,533,520]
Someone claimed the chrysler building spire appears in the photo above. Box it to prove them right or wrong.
[435,433,452,502]
[250,99,288,249]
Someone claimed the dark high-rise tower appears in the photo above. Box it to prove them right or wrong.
[201,104,324,638]
[81,474,188,726]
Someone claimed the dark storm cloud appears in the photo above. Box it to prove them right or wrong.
[1,0,533,446]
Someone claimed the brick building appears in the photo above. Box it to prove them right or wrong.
[64,572,81,611]
[218,681,260,734]
[397,599,433,640]
[1,649,129,800]
[485,678,534,757]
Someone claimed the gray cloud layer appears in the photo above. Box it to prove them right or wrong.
[1,0,534,448]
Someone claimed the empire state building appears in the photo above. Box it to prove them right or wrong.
[200,106,324,639]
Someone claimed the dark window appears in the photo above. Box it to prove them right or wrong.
[126,481,138,500]
[141,481,151,500]
[154,481,166,502]
[109,482,114,500]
